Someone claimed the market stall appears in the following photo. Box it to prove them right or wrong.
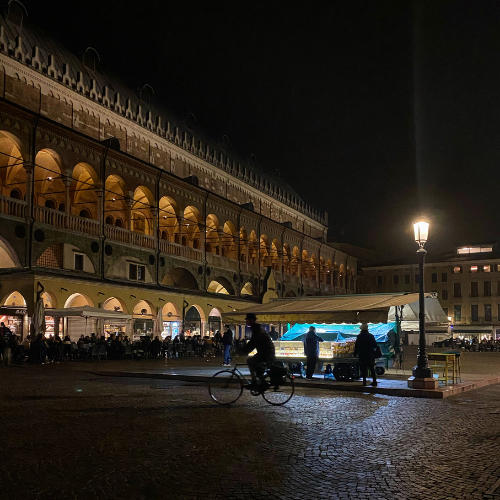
[222,293,446,380]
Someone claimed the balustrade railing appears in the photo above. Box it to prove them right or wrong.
[34,205,66,228]
[0,195,27,219]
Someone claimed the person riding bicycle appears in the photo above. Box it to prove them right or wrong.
[241,313,275,389]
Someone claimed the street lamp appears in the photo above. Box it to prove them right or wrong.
[408,220,437,389]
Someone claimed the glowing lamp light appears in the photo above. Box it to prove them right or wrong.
[448,316,452,322]
[47,176,53,181]
[413,221,429,247]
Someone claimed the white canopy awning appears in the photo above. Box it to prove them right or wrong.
[222,293,431,324]
[388,296,448,324]
[46,306,133,321]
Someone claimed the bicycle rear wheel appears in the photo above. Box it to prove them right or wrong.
[262,374,294,406]
[208,370,244,405]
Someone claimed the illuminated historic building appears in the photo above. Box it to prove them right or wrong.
[0,2,357,338]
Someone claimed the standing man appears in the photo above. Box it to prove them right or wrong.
[353,323,378,386]
[222,325,233,366]
[303,326,324,380]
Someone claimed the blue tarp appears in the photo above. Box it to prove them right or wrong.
[280,322,398,357]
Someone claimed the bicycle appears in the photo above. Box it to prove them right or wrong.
[208,363,295,406]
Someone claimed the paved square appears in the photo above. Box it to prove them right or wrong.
[2,363,500,500]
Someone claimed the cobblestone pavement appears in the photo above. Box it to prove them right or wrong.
[2,364,500,500]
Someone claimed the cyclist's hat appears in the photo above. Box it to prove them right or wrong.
[245,312,257,321]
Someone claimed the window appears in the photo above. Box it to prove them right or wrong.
[471,282,478,297]
[484,281,492,297]
[431,273,437,283]
[441,272,448,283]
[74,253,84,271]
[377,276,383,286]
[470,265,479,273]
[393,275,399,285]
[453,282,461,298]
[454,305,461,321]
[79,209,91,219]
[415,274,420,284]
[129,263,146,282]
[453,266,462,274]
[483,265,491,272]
[497,264,500,272]
[442,289,448,300]
[485,304,492,322]
[457,246,493,255]
[471,304,479,321]
[405,274,411,284]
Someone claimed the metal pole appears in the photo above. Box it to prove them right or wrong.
[414,247,432,378]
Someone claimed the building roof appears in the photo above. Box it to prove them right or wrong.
[0,3,325,224]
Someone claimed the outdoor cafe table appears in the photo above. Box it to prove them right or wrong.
[427,352,460,385]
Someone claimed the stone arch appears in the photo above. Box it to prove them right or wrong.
[248,230,258,264]
[0,130,25,199]
[41,291,58,309]
[271,239,280,270]
[162,301,181,320]
[0,235,21,268]
[239,226,247,262]
[291,246,300,276]
[283,243,291,274]
[310,254,318,281]
[339,263,346,288]
[222,221,237,259]
[34,148,65,209]
[105,175,127,228]
[183,206,201,247]
[207,276,235,295]
[64,293,93,308]
[241,281,253,296]
[205,213,220,254]
[326,259,333,285]
[103,296,128,313]
[301,249,309,278]
[132,186,154,235]
[159,196,180,242]
[260,234,270,267]
[71,162,98,219]
[1,290,26,306]
[163,267,199,290]
[285,290,297,297]
[184,304,206,335]
[133,299,155,317]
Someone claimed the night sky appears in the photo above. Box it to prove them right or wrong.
[18,0,500,259]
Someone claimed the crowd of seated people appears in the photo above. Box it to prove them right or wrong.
[0,328,248,364]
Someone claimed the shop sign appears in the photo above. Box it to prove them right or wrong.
[0,307,27,316]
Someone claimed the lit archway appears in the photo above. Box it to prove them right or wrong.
[183,206,201,247]
[0,130,25,199]
[241,282,253,296]
[105,175,127,228]
[239,227,247,262]
[260,234,270,267]
[34,149,65,209]
[71,162,98,219]
[41,291,58,309]
[205,213,220,254]
[103,296,128,313]
[222,221,237,259]
[1,291,26,307]
[159,196,179,242]
[132,186,154,235]
[163,267,199,290]
[64,293,94,308]
[0,236,21,268]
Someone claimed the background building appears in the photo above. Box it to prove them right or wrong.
[0,3,357,339]
[363,243,500,340]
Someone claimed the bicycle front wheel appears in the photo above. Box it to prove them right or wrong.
[262,374,294,406]
[208,370,244,405]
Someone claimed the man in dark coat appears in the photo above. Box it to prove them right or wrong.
[303,326,324,380]
[222,325,233,366]
[353,323,378,386]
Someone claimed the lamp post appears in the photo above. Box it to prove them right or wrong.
[408,220,437,388]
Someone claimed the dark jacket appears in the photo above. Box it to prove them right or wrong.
[241,324,275,360]
[222,329,233,346]
[353,330,378,364]
[303,331,324,357]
